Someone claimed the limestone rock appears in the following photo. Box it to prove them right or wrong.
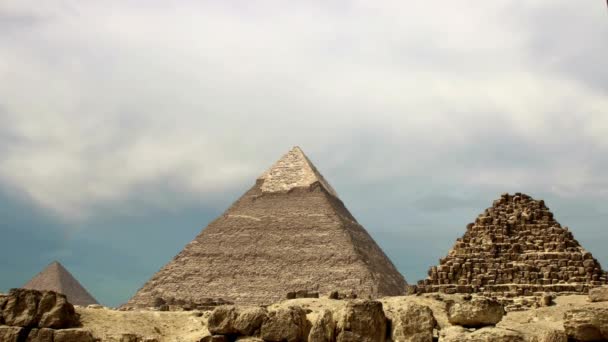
[0,326,26,342]
[563,307,608,341]
[26,328,55,342]
[447,297,504,328]
[235,338,264,342]
[541,294,554,307]
[2,288,40,327]
[1,289,78,329]
[37,290,79,329]
[387,303,436,342]
[531,329,568,342]
[589,286,608,302]
[328,291,358,300]
[53,329,94,342]
[336,300,387,342]
[308,309,335,342]
[208,306,239,335]
[260,306,309,342]
[120,333,141,342]
[287,291,320,300]
[126,147,406,307]
[439,326,524,342]
[234,307,268,336]
[208,305,267,336]
[200,336,229,342]
[0,294,7,324]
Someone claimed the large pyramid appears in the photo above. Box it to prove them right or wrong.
[418,193,608,296]
[127,147,406,307]
[23,261,99,306]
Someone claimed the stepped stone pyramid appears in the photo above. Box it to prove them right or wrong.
[127,147,406,307]
[23,261,99,306]
[417,193,608,296]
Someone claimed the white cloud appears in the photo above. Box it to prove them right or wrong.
[0,0,607,220]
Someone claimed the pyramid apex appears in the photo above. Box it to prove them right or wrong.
[258,147,338,197]
[290,146,305,154]
[47,261,65,270]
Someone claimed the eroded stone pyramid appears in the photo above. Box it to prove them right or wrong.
[23,261,99,306]
[127,147,406,307]
[418,193,608,296]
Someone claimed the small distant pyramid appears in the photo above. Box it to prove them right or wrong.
[418,193,608,295]
[23,261,99,306]
[126,147,407,307]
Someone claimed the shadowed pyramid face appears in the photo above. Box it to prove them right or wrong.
[419,193,608,295]
[23,261,99,306]
[126,147,406,307]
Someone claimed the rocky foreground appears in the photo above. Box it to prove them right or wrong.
[2,288,608,341]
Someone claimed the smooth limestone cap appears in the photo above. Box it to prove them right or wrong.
[258,146,338,197]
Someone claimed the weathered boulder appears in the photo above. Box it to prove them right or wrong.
[234,307,268,336]
[531,329,568,342]
[328,291,358,300]
[308,309,335,342]
[37,291,79,329]
[200,336,229,342]
[287,291,320,299]
[563,307,608,341]
[53,329,94,342]
[447,298,504,328]
[439,326,524,342]
[589,286,608,303]
[87,304,104,309]
[207,305,238,335]
[1,289,78,329]
[405,285,418,296]
[208,306,267,336]
[541,293,554,307]
[208,306,239,335]
[387,303,436,342]
[120,333,141,342]
[260,306,309,342]
[0,294,7,324]
[336,300,387,342]
[152,297,166,308]
[0,326,26,342]
[26,328,55,342]
[235,338,264,341]
[2,289,41,327]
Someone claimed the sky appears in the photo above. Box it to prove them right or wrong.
[1,1,607,307]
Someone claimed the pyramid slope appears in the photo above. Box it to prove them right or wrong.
[127,147,406,307]
[23,261,99,306]
[418,193,608,295]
